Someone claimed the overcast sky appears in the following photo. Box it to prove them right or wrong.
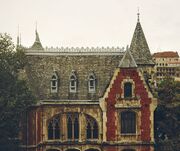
[0,0,180,53]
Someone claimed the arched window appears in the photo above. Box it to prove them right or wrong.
[86,115,98,139]
[48,116,60,139]
[69,72,77,93]
[121,111,136,134]
[88,74,96,93]
[67,114,79,140]
[124,82,132,98]
[51,72,58,93]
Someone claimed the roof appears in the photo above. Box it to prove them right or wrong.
[129,20,154,65]
[30,30,43,50]
[119,49,137,68]
[153,51,179,58]
[24,54,123,100]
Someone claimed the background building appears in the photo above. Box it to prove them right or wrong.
[20,16,157,151]
[152,51,180,81]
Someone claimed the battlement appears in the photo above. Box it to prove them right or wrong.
[25,46,126,56]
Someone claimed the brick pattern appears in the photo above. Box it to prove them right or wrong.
[106,68,151,142]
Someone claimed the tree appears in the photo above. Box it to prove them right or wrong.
[155,77,180,151]
[0,33,35,150]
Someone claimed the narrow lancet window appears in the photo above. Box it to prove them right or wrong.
[51,72,58,93]
[69,71,77,93]
[124,82,132,98]
[88,74,96,93]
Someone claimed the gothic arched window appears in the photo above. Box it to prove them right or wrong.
[69,72,77,93]
[67,114,79,140]
[86,115,99,139]
[124,82,132,98]
[121,111,136,134]
[51,72,58,93]
[48,116,60,139]
[88,74,96,93]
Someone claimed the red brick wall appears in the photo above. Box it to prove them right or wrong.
[106,68,151,141]
[37,108,42,144]
[27,109,36,145]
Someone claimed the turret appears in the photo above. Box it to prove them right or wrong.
[30,26,43,50]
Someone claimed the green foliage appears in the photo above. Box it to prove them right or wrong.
[155,77,180,150]
[158,77,179,104]
[0,33,35,150]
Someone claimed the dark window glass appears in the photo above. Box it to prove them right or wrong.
[67,117,73,139]
[48,122,53,139]
[87,122,91,139]
[48,117,60,139]
[55,122,60,139]
[52,80,56,87]
[121,111,136,134]
[93,122,98,139]
[74,117,79,139]
[124,82,132,98]
[86,115,98,139]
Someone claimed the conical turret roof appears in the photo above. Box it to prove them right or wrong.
[119,48,137,68]
[30,30,43,50]
[130,17,154,65]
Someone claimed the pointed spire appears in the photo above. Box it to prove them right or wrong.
[137,7,140,22]
[20,33,21,46]
[30,22,43,50]
[119,47,137,68]
[129,13,154,65]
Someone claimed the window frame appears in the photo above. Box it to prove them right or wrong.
[67,114,79,140]
[88,74,96,93]
[124,82,133,98]
[69,72,77,93]
[120,111,136,134]
[51,72,58,93]
[48,116,60,140]
[86,115,99,140]
[121,78,135,99]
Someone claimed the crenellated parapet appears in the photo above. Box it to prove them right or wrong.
[25,46,126,56]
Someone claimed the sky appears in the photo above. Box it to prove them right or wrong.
[0,0,180,53]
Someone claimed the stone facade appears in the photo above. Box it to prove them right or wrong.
[20,17,157,151]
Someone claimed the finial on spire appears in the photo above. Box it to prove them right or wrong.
[137,7,140,22]
[17,25,20,46]
[35,21,37,32]
[20,33,21,46]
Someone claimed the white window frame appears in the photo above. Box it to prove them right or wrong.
[88,74,96,93]
[51,73,58,93]
[69,72,77,93]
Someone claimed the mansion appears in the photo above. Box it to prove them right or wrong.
[20,15,157,151]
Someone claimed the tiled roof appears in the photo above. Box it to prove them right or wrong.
[153,51,179,58]
[129,21,154,65]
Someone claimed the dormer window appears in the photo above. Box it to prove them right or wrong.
[51,72,58,93]
[70,72,77,93]
[124,82,132,98]
[88,74,96,93]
